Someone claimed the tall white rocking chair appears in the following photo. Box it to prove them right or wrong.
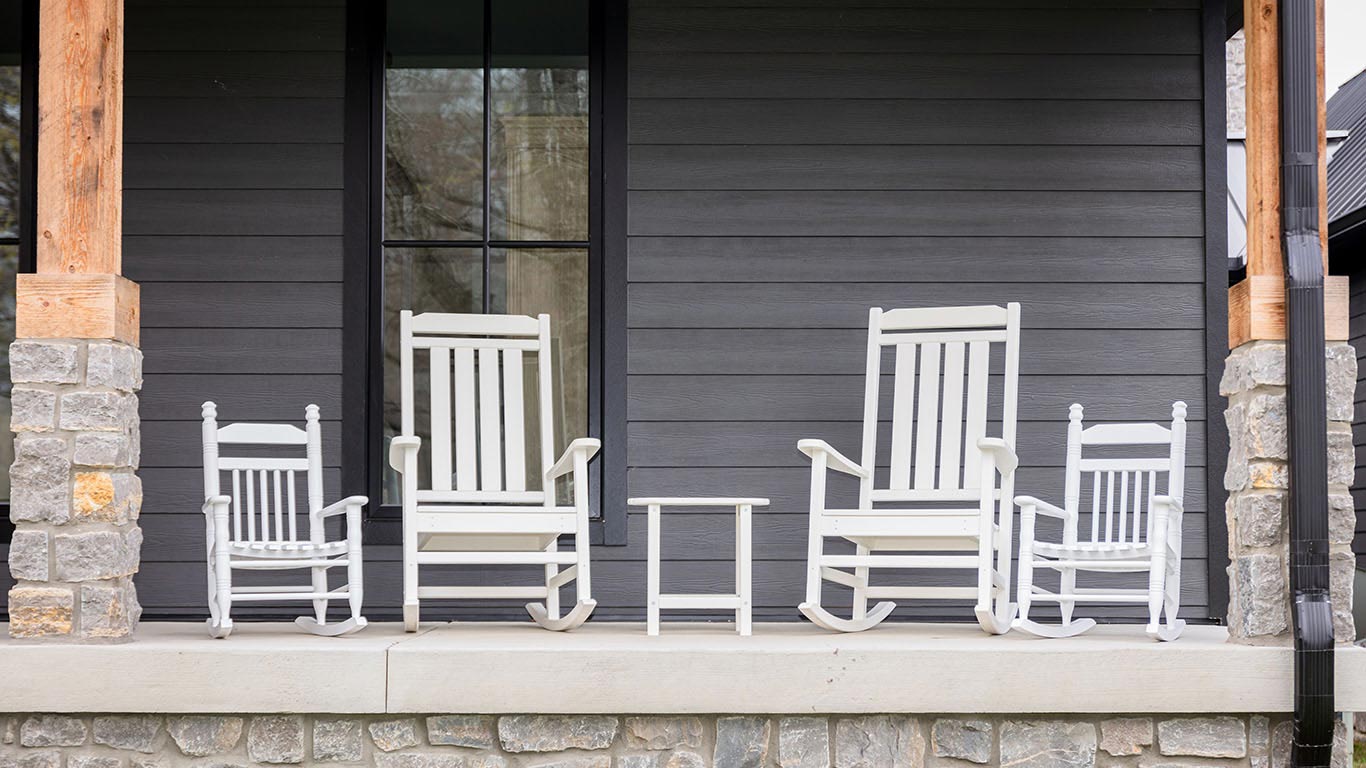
[799,304,1022,634]
[392,311,600,632]
[1014,402,1188,641]
[201,402,368,638]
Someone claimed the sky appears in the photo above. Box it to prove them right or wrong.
[1327,0,1366,96]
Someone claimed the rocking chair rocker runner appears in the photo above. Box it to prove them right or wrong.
[393,311,600,632]
[799,304,1022,634]
[201,402,368,638]
[1014,402,1188,641]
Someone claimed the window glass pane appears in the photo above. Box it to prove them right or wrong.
[381,247,483,504]
[384,0,484,242]
[490,247,588,479]
[490,1,589,241]
[1,61,19,240]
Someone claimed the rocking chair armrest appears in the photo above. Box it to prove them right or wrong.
[388,436,422,474]
[546,438,602,481]
[976,438,1019,475]
[797,439,870,479]
[318,495,369,519]
[202,495,232,517]
[1013,495,1073,521]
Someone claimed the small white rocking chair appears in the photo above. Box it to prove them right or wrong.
[392,311,600,632]
[1014,402,1188,641]
[799,304,1022,634]
[201,402,368,638]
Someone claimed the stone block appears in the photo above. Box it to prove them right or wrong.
[1250,716,1269,753]
[73,432,134,468]
[715,717,771,768]
[369,719,422,753]
[1221,342,1286,395]
[1235,492,1284,549]
[1243,393,1287,461]
[1329,494,1355,545]
[1224,402,1248,492]
[87,341,143,392]
[166,715,244,757]
[54,528,141,581]
[1331,552,1356,643]
[468,756,507,768]
[73,472,142,523]
[1327,426,1354,487]
[1157,717,1245,758]
[999,721,1096,768]
[248,716,305,764]
[931,719,992,764]
[1099,718,1152,757]
[527,757,612,768]
[11,388,56,432]
[93,715,162,753]
[499,716,618,753]
[1,751,61,768]
[67,757,122,768]
[666,753,705,768]
[624,717,704,750]
[59,391,137,432]
[375,754,466,768]
[427,715,495,749]
[1232,554,1288,638]
[616,756,660,768]
[80,578,141,638]
[1325,343,1357,422]
[20,715,88,747]
[9,529,49,581]
[11,340,81,384]
[8,585,74,637]
[1247,460,1289,490]
[780,718,831,768]
[834,716,923,768]
[313,718,363,762]
[10,436,72,525]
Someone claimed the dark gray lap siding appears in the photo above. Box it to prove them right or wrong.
[2,0,1219,622]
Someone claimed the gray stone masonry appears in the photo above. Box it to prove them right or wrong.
[1221,341,1357,644]
[0,713,1348,768]
[7,339,143,641]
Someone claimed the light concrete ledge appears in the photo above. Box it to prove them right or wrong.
[2,622,1364,714]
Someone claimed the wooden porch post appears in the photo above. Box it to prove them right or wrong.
[1223,0,1356,653]
[7,0,142,641]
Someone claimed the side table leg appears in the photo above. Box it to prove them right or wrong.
[648,503,661,636]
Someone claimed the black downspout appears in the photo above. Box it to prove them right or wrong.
[1280,2,1335,766]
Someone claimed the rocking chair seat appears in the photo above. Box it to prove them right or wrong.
[229,540,351,558]
[1031,540,1151,561]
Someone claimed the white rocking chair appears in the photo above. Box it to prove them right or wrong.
[799,304,1022,634]
[201,402,368,638]
[1014,402,1188,641]
[392,311,600,632]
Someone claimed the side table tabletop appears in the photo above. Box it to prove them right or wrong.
[627,497,769,636]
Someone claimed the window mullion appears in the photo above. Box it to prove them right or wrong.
[481,0,493,315]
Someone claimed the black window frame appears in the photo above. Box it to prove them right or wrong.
[0,0,39,543]
[342,0,628,545]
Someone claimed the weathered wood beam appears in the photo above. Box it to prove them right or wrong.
[1228,0,1343,348]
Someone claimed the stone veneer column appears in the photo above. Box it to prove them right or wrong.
[1222,340,1357,643]
[7,340,143,639]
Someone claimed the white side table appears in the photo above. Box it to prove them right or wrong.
[628,497,768,636]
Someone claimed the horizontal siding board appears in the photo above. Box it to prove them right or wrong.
[141,330,343,374]
[629,145,1204,192]
[125,52,344,98]
[141,421,343,468]
[140,374,343,420]
[627,237,1206,283]
[123,237,343,283]
[627,283,1207,330]
[141,283,342,328]
[628,374,1208,423]
[630,8,1201,54]
[627,330,1206,375]
[630,99,1203,146]
[126,6,345,51]
[141,467,342,511]
[124,145,343,190]
[626,420,1207,469]
[125,98,344,143]
[124,190,343,236]
[630,54,1202,100]
[628,191,1205,237]
[628,0,1202,8]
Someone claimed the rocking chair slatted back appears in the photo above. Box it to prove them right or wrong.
[202,403,323,545]
[1064,402,1188,547]
[399,310,555,505]
[861,304,1020,506]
